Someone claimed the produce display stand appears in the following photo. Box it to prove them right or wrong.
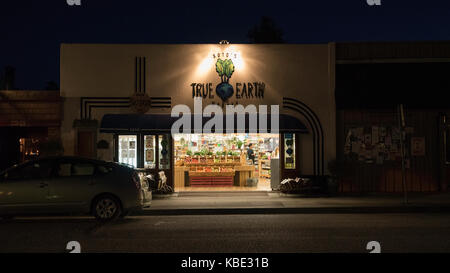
[184,156,241,187]
[258,159,271,179]
[175,155,256,188]
[188,171,235,187]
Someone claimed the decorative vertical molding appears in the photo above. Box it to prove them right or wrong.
[135,56,147,93]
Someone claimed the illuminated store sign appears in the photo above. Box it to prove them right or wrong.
[191,49,265,103]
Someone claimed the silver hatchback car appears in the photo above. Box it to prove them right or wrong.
[0,156,151,221]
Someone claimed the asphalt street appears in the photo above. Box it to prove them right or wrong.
[1,213,450,253]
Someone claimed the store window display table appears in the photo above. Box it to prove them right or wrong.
[189,171,235,187]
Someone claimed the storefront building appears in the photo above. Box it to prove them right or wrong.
[0,90,62,170]
[336,41,450,193]
[60,43,337,191]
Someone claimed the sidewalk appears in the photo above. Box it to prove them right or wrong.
[137,191,450,215]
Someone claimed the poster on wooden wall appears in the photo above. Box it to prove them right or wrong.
[411,137,426,156]
[345,125,416,163]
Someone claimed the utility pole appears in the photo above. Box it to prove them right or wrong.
[398,104,408,204]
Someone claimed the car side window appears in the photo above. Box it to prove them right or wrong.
[72,163,95,176]
[5,165,30,180]
[97,164,113,174]
[58,163,72,177]
[56,161,95,177]
[6,160,54,181]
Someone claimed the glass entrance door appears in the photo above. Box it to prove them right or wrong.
[116,133,172,187]
[142,134,173,188]
[118,135,137,167]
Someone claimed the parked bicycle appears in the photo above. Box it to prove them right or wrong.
[156,171,173,194]
[144,171,173,194]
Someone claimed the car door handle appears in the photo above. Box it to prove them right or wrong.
[39,182,48,188]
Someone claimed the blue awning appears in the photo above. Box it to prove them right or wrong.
[100,113,308,133]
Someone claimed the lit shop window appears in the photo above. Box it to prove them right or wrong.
[284,133,295,169]
[19,138,40,162]
[159,135,170,169]
[118,135,137,168]
[144,135,156,169]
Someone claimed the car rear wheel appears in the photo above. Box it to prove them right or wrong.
[92,195,122,222]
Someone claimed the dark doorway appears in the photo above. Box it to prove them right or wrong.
[77,131,95,158]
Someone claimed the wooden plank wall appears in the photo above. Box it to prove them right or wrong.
[0,90,61,127]
[337,109,442,193]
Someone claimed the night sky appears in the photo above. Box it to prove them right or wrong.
[1,0,450,90]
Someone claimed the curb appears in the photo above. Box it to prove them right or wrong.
[134,206,450,216]
[152,193,179,199]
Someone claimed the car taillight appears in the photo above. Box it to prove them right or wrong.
[132,172,141,190]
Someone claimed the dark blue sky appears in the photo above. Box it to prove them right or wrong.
[1,0,450,89]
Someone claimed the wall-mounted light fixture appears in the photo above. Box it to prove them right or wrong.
[196,41,244,76]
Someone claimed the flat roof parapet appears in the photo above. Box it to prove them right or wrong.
[336,41,450,61]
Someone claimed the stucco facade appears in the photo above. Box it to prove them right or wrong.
[60,43,336,178]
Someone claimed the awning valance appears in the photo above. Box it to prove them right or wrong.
[99,113,308,133]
